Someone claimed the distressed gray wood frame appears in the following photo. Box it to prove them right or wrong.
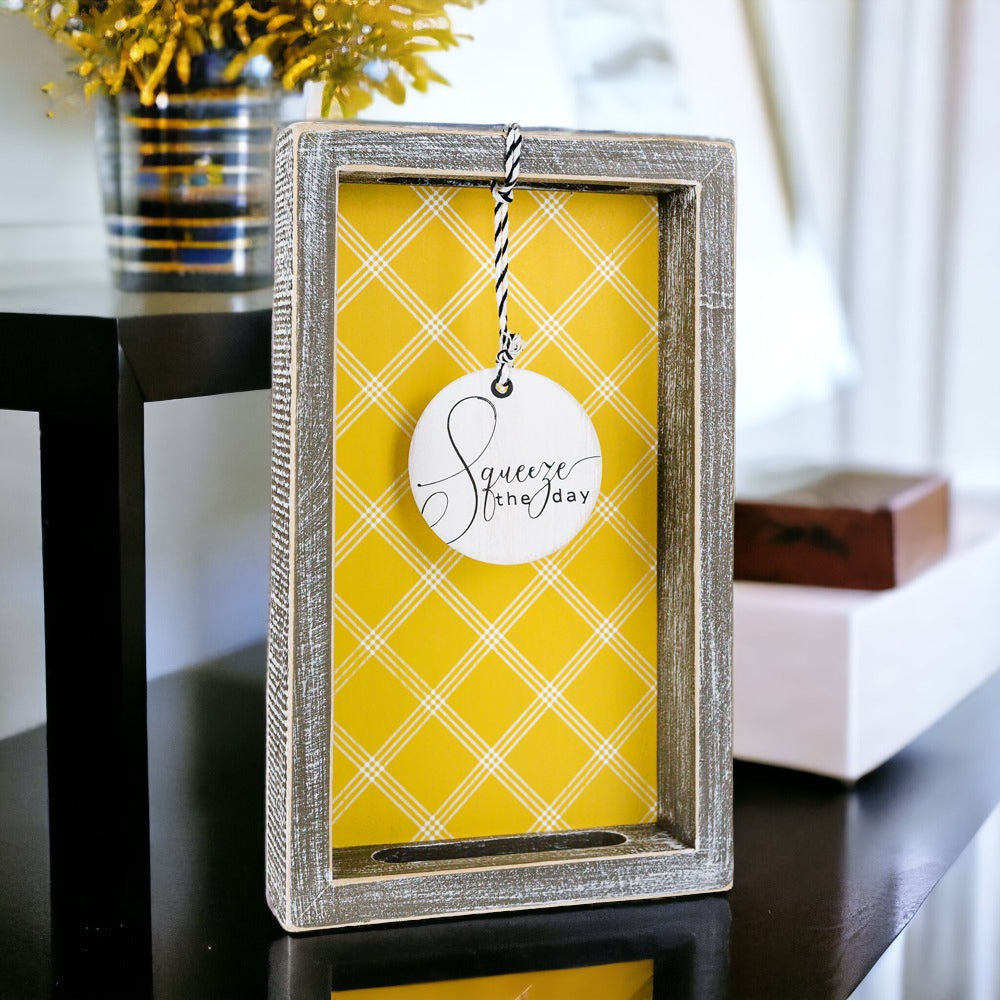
[267,122,734,932]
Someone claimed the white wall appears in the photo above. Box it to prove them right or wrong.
[0,410,45,738]
[0,18,104,261]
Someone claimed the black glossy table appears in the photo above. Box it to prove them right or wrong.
[3,645,1000,998]
[0,279,272,996]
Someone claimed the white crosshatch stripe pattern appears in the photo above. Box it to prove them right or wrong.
[332,182,661,848]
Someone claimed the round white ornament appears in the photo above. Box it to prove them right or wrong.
[409,369,602,565]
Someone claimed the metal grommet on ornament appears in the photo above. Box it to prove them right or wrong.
[490,375,513,399]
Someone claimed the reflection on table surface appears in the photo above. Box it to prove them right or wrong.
[270,894,729,1000]
[331,960,653,999]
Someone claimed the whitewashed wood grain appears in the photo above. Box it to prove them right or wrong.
[267,122,735,931]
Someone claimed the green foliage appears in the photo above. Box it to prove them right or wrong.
[13,0,479,115]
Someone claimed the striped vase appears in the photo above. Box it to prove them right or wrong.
[96,53,280,292]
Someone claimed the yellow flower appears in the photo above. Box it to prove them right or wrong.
[13,0,481,115]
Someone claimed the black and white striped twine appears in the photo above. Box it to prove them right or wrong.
[490,123,523,399]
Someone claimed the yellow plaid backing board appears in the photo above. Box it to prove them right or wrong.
[331,959,654,999]
[332,181,660,849]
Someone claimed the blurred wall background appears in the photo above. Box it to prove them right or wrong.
[1,0,998,738]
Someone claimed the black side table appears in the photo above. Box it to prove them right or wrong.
[0,277,271,996]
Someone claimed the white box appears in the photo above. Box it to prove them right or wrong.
[734,496,1000,781]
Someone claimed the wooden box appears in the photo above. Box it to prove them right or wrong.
[734,469,949,590]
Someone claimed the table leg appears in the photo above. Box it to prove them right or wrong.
[38,353,152,998]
